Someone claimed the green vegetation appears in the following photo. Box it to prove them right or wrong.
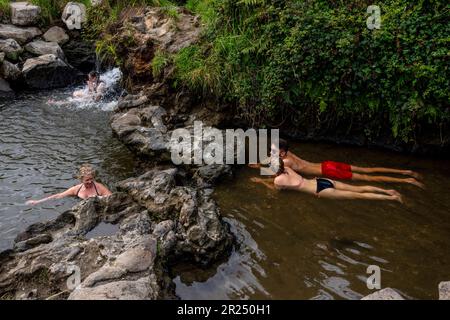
[0,0,10,21]
[30,0,92,25]
[175,0,449,143]
[152,50,171,78]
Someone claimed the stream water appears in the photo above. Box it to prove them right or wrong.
[174,143,450,300]
[0,75,449,299]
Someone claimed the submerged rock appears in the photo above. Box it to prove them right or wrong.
[0,24,41,44]
[10,2,41,26]
[43,26,70,45]
[361,288,405,300]
[25,40,65,60]
[22,54,77,89]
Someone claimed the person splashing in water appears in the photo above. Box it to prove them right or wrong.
[251,157,403,203]
[26,164,112,205]
[73,71,106,102]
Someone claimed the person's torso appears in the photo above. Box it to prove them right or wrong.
[76,182,100,199]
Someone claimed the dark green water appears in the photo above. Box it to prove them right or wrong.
[174,143,450,300]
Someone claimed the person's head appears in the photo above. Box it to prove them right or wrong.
[270,156,285,176]
[78,164,96,188]
[88,71,99,83]
[271,138,289,158]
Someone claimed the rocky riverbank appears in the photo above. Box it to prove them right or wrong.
[0,2,95,97]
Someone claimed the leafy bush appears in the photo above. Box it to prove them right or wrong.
[176,0,450,143]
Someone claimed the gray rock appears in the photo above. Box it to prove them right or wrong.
[0,77,14,98]
[43,26,69,45]
[22,54,77,89]
[361,288,405,300]
[1,60,21,81]
[0,52,4,63]
[10,2,41,26]
[0,24,41,44]
[0,38,23,61]
[62,39,95,73]
[14,234,52,252]
[68,277,157,300]
[439,281,450,300]
[25,40,65,60]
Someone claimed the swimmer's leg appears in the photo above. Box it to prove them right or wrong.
[318,188,402,203]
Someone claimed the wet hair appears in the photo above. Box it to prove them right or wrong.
[275,157,285,176]
[78,164,96,180]
[279,138,289,153]
[88,71,99,79]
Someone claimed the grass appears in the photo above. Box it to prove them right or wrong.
[0,0,10,20]
[152,50,171,78]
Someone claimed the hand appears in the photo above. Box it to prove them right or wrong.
[26,200,39,206]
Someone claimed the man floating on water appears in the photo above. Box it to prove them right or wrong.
[251,139,424,188]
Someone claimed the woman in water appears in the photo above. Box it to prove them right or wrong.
[252,157,403,203]
[26,164,112,205]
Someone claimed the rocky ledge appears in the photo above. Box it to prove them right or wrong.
[0,167,233,300]
[0,2,95,96]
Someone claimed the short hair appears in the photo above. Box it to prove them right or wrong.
[279,138,289,152]
[88,71,99,78]
[78,164,96,180]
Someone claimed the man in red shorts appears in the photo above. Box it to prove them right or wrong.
[276,139,424,188]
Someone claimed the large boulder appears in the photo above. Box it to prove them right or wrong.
[0,24,41,44]
[10,2,41,26]
[22,54,77,89]
[25,40,65,60]
[43,26,70,45]
[0,60,21,81]
[0,77,14,98]
[62,39,95,73]
[0,38,23,61]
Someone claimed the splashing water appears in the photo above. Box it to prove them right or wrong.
[49,68,123,111]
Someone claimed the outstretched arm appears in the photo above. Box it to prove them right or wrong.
[26,186,77,205]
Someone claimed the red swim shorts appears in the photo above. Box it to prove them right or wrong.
[321,161,353,180]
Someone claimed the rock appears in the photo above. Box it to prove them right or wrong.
[68,277,158,300]
[62,39,95,73]
[0,24,41,44]
[439,281,450,300]
[14,234,53,252]
[43,26,69,45]
[0,38,23,61]
[116,93,149,111]
[0,60,21,81]
[0,77,14,98]
[10,2,41,26]
[25,40,65,60]
[61,2,87,30]
[361,288,405,300]
[22,54,77,89]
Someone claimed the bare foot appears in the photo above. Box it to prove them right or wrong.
[407,178,425,189]
[387,189,400,197]
[392,194,404,204]
[406,170,423,180]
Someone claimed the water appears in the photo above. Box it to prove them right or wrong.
[85,222,120,239]
[174,143,450,300]
[1,74,449,299]
[0,69,136,251]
